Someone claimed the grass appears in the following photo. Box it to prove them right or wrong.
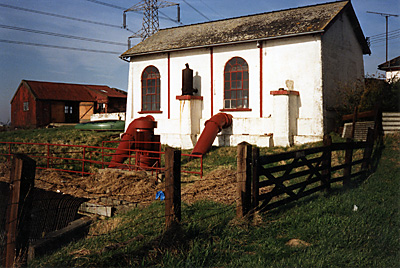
[0,126,120,146]
[26,133,399,267]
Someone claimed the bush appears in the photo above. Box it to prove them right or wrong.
[360,78,400,112]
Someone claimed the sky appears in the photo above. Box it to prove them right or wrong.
[0,0,399,125]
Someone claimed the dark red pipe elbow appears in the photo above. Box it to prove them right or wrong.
[109,115,157,167]
[191,113,233,156]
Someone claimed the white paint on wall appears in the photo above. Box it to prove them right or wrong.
[125,14,365,148]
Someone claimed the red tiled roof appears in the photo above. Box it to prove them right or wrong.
[21,80,126,102]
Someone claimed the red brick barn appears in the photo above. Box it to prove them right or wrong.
[11,80,127,128]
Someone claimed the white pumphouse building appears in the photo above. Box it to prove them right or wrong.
[121,0,370,148]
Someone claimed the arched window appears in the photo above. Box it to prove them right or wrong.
[141,66,160,112]
[224,57,249,109]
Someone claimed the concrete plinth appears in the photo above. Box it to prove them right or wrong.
[176,95,203,149]
[271,90,299,147]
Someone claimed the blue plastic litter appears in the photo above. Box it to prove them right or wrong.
[155,190,165,201]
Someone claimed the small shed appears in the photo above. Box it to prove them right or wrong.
[11,80,127,128]
[378,56,400,82]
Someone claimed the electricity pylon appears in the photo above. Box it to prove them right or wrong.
[124,0,180,42]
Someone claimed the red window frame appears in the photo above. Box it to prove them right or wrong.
[223,57,250,110]
[141,66,161,112]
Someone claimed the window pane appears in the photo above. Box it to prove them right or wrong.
[237,81,242,89]
[231,100,236,108]
[243,71,249,80]
[225,100,230,108]
[237,72,242,80]
[224,82,230,90]
[224,72,230,81]
[243,80,249,89]
[237,99,242,108]
[237,90,242,99]
[244,99,248,108]
[231,72,236,80]
[244,90,248,98]
[231,90,236,99]
[232,81,237,89]
[225,90,231,99]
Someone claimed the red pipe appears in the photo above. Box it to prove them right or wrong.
[191,113,233,156]
[109,115,156,167]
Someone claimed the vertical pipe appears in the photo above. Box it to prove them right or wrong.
[177,4,180,22]
[168,52,171,119]
[210,47,214,116]
[259,42,263,118]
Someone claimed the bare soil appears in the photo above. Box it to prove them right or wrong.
[0,162,238,205]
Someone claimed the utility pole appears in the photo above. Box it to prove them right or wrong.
[367,11,399,66]
[124,0,180,44]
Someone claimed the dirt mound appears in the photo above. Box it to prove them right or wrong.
[182,168,237,205]
[35,169,163,204]
[0,161,239,206]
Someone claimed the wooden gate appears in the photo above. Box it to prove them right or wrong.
[236,127,380,217]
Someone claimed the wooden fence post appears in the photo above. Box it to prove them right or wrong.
[165,147,181,228]
[321,134,332,191]
[236,142,252,218]
[252,147,259,210]
[3,154,35,268]
[343,138,353,185]
[362,128,375,171]
[351,106,358,139]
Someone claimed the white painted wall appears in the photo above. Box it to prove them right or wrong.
[91,112,125,121]
[386,70,400,82]
[321,11,366,133]
[125,15,365,148]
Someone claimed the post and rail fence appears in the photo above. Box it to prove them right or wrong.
[236,125,382,218]
[0,140,203,178]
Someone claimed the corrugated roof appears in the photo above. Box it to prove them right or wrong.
[121,0,370,57]
[20,80,126,102]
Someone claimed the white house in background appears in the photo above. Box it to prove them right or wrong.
[378,56,400,82]
[120,0,370,148]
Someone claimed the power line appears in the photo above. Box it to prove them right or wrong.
[369,28,400,39]
[0,39,121,55]
[370,31,400,43]
[84,0,126,10]
[198,0,225,18]
[182,0,211,21]
[0,3,123,29]
[0,24,126,46]
[85,0,181,24]
[370,34,400,44]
